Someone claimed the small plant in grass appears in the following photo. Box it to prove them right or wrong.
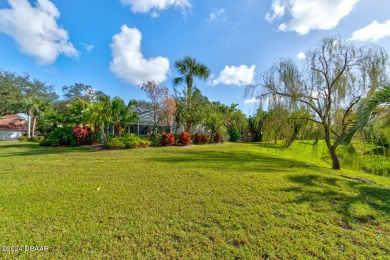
[193,133,202,144]
[160,132,175,146]
[179,132,191,145]
[202,134,209,144]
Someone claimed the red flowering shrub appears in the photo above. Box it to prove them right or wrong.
[159,132,175,146]
[202,134,209,144]
[179,132,191,145]
[194,133,202,144]
[213,133,222,143]
[73,125,88,145]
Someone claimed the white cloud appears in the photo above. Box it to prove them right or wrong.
[297,52,306,60]
[110,25,170,86]
[0,0,78,64]
[266,0,359,35]
[351,20,390,42]
[244,98,260,104]
[209,8,225,22]
[265,0,285,22]
[81,43,94,52]
[211,65,255,86]
[120,0,191,14]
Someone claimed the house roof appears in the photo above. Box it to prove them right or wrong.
[131,106,153,116]
[0,114,27,130]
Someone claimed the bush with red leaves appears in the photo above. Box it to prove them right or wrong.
[179,132,191,145]
[202,134,209,144]
[73,125,89,145]
[213,133,223,143]
[194,133,202,144]
[159,132,175,146]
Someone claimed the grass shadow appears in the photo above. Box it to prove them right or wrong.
[150,148,325,174]
[0,142,90,157]
[282,174,390,220]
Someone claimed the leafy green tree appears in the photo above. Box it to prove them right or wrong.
[65,98,91,126]
[0,70,24,116]
[173,56,210,132]
[62,83,106,102]
[248,109,268,142]
[248,37,389,169]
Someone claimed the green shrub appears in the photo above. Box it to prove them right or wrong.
[137,139,151,148]
[28,136,44,142]
[116,133,151,149]
[105,138,126,150]
[43,126,76,146]
[228,128,240,142]
[149,131,162,147]
[339,144,390,176]
[19,136,28,142]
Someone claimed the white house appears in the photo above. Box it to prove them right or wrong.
[0,114,27,140]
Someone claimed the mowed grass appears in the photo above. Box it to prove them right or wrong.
[0,141,389,259]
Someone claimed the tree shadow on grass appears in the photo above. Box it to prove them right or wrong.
[150,149,326,174]
[0,142,90,157]
[282,174,390,220]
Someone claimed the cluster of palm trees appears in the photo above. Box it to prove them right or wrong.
[23,97,50,138]
[56,96,139,140]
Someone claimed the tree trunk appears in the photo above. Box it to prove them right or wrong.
[27,112,31,139]
[329,145,341,170]
[186,77,192,133]
[32,112,38,136]
[114,123,121,136]
[185,120,192,133]
[324,123,341,170]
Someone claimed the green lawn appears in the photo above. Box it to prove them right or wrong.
[0,141,389,258]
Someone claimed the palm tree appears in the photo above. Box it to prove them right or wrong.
[88,96,112,142]
[111,97,138,136]
[173,56,210,132]
[22,97,35,138]
[31,99,50,136]
[345,86,390,143]
[68,98,90,126]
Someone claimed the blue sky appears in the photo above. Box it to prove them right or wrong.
[1,0,390,115]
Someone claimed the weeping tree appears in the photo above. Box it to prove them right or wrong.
[247,37,389,169]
